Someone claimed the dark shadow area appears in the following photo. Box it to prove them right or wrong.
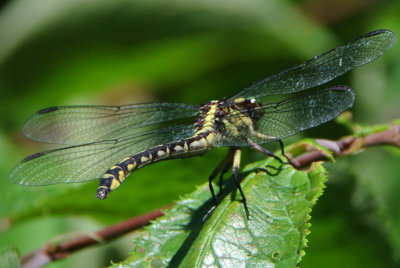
[167,172,240,267]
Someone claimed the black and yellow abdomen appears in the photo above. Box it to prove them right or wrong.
[96,131,215,199]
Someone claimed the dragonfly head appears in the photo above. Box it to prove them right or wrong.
[232,96,264,122]
[233,97,260,108]
[233,96,257,104]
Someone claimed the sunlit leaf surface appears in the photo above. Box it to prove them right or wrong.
[116,161,326,267]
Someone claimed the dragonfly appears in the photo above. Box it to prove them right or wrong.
[9,29,396,216]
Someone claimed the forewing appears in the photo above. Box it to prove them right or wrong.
[215,86,355,147]
[23,103,199,145]
[9,124,195,185]
[231,30,395,99]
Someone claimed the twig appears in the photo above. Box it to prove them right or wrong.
[291,124,400,168]
[21,206,169,268]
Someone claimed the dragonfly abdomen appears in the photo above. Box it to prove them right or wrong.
[96,131,214,199]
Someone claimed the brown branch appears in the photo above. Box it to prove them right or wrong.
[21,206,169,268]
[291,124,400,169]
[300,0,375,25]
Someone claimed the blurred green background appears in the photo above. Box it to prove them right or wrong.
[0,0,399,267]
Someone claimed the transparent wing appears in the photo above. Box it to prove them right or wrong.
[10,124,195,185]
[231,29,395,99]
[215,86,355,147]
[23,102,199,145]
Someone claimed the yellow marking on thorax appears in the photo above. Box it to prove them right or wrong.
[205,132,215,144]
[223,118,240,137]
[221,108,244,137]
[232,97,276,140]
[222,107,260,140]
[238,115,253,128]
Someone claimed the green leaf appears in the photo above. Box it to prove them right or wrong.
[116,160,327,267]
[0,247,20,268]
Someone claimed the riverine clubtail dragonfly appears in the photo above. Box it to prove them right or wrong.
[10,30,396,216]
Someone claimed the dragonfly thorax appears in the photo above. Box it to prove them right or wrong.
[194,98,264,146]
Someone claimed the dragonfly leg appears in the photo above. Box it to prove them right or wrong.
[231,148,250,219]
[203,148,235,222]
[277,139,296,166]
[208,148,235,205]
[204,148,249,222]
[218,165,230,197]
[247,137,285,163]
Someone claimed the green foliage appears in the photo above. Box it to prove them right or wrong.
[117,161,326,267]
[0,247,20,268]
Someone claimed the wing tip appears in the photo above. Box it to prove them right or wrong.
[364,29,395,38]
[22,107,59,139]
[363,29,397,47]
[330,85,355,108]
